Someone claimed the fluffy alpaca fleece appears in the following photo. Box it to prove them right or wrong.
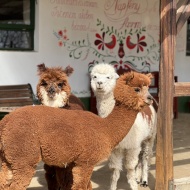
[0,71,152,190]
[90,63,157,190]
[36,63,86,190]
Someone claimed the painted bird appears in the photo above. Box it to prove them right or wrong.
[94,32,117,50]
[126,34,147,53]
[126,36,137,49]
[105,34,117,49]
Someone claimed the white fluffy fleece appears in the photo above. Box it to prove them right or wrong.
[91,63,119,118]
[90,63,157,190]
[39,87,67,108]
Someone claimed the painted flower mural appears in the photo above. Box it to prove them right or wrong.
[54,28,69,47]
[53,19,159,73]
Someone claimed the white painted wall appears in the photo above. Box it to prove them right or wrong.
[0,0,188,98]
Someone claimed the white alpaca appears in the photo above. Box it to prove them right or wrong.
[90,63,157,190]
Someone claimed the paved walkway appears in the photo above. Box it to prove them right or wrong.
[27,113,190,190]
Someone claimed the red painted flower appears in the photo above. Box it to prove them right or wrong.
[63,35,68,40]
[58,30,63,37]
[59,41,63,47]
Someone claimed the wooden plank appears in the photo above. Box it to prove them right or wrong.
[0,98,33,103]
[0,97,33,102]
[0,91,33,98]
[0,107,20,113]
[176,0,189,20]
[0,84,31,90]
[174,82,190,96]
[176,0,190,34]
[0,101,33,107]
[0,102,33,107]
[155,0,176,189]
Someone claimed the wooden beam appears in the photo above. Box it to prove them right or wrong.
[176,0,189,20]
[174,82,190,96]
[155,0,176,189]
[176,0,190,34]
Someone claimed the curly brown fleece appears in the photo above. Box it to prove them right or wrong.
[0,72,151,190]
[36,63,86,190]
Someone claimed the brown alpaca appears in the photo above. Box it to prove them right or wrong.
[0,72,152,190]
[36,63,86,190]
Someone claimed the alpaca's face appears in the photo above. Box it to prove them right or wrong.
[37,68,71,108]
[91,72,119,96]
[114,72,153,111]
[134,86,153,106]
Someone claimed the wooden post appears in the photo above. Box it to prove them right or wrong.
[155,0,176,190]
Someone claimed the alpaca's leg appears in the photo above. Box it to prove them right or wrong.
[46,165,92,190]
[0,160,35,190]
[125,148,141,190]
[0,161,13,190]
[135,151,143,184]
[87,180,92,190]
[140,142,150,187]
[136,147,144,184]
[71,164,93,190]
[56,162,75,190]
[140,138,155,187]
[44,164,59,190]
[8,163,36,190]
[108,148,124,190]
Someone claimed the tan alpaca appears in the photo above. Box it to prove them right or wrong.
[0,72,152,190]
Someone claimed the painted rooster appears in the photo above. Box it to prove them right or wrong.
[94,32,116,50]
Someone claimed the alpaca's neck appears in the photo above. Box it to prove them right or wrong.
[103,105,139,150]
[95,92,115,118]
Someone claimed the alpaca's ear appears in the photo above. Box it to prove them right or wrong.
[64,65,74,76]
[146,73,153,79]
[37,63,47,75]
[125,71,134,84]
[115,73,119,79]
[145,73,153,86]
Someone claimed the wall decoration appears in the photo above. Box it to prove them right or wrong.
[54,22,159,72]
[48,0,160,96]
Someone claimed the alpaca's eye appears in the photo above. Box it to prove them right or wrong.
[107,76,110,79]
[41,80,47,86]
[93,76,97,79]
[58,83,64,88]
[134,87,140,93]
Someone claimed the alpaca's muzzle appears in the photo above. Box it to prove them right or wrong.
[145,95,153,105]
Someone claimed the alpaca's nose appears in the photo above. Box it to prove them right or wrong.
[147,95,153,101]
[48,86,55,94]
[97,81,102,85]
